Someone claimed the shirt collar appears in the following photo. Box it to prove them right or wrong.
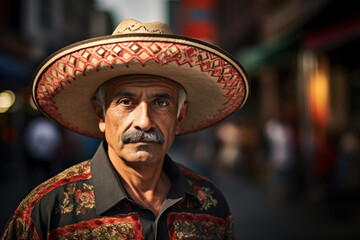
[163,154,195,199]
[91,141,128,215]
[91,141,199,215]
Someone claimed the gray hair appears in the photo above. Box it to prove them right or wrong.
[93,83,107,117]
[93,82,187,118]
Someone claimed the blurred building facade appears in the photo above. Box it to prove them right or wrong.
[0,0,113,161]
[170,0,360,215]
[0,0,112,230]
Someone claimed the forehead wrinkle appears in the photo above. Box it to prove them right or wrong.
[111,75,179,89]
[105,76,180,103]
[116,84,177,95]
[113,91,137,98]
[122,82,178,93]
[110,89,176,103]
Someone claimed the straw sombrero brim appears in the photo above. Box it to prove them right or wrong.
[32,33,249,138]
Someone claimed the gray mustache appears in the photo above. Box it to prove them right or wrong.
[122,129,165,144]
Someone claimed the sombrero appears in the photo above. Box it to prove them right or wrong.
[32,19,249,138]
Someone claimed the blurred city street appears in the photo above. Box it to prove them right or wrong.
[169,141,360,240]
[215,174,360,240]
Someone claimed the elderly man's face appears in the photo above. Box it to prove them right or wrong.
[96,75,187,164]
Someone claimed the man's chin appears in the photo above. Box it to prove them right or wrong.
[123,147,163,164]
[124,141,164,151]
[114,140,167,164]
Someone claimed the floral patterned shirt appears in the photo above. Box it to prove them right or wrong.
[2,142,234,239]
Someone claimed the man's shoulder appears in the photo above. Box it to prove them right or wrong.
[2,161,94,239]
[18,161,92,212]
[175,163,230,213]
[176,163,215,186]
[175,163,224,196]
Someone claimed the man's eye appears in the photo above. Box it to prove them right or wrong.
[156,100,168,107]
[118,99,132,106]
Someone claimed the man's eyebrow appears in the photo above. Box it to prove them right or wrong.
[152,93,173,100]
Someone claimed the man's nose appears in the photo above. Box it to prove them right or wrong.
[133,102,153,131]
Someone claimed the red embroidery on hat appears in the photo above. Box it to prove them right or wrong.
[48,213,143,239]
[36,42,246,136]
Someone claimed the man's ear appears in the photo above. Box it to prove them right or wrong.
[175,102,189,135]
[91,99,106,133]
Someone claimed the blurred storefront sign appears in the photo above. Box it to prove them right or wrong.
[176,0,218,44]
[236,30,299,75]
[302,14,360,52]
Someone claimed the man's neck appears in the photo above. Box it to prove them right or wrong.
[107,148,171,215]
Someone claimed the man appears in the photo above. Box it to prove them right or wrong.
[2,19,249,239]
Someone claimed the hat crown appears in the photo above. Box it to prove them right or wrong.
[33,18,248,138]
[112,19,173,35]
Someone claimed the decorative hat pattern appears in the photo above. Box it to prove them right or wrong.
[32,19,249,138]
